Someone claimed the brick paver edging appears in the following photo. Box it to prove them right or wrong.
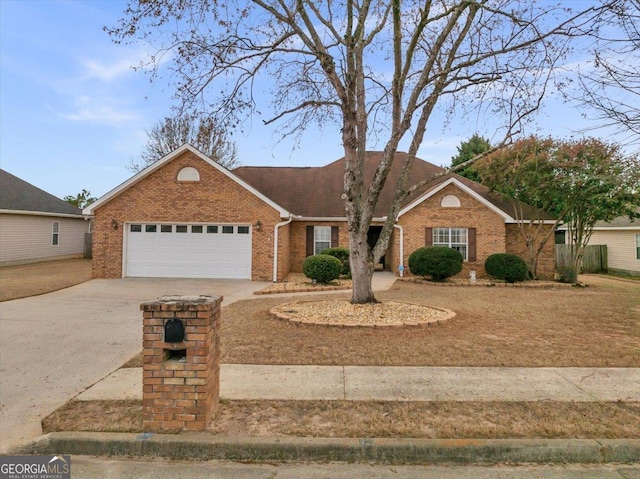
[20,433,640,465]
[255,278,577,294]
[398,278,574,288]
[255,285,352,295]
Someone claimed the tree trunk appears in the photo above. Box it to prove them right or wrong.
[349,227,376,304]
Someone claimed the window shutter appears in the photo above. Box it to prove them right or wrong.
[306,226,314,256]
[425,227,433,246]
[468,228,477,262]
[331,226,339,248]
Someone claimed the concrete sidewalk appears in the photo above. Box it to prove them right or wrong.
[77,365,640,402]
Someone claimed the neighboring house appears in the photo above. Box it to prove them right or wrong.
[0,169,90,266]
[84,144,556,281]
[587,213,640,276]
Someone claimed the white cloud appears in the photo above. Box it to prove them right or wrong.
[80,57,136,81]
[61,106,139,123]
[57,96,140,125]
[78,45,166,82]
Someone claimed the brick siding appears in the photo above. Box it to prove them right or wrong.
[141,295,221,432]
[393,183,507,279]
[91,151,287,281]
[506,223,556,280]
[289,221,350,272]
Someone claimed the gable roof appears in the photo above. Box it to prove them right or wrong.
[234,151,551,222]
[84,144,290,217]
[233,151,444,218]
[0,169,83,217]
[593,208,640,229]
[398,172,557,223]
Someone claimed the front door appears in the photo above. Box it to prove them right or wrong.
[367,226,385,269]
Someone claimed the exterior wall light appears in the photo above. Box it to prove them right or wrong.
[111,219,118,230]
[255,220,262,231]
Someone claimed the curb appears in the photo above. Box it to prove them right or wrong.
[17,433,640,465]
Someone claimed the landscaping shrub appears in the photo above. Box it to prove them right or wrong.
[408,246,463,281]
[484,253,529,283]
[321,247,350,276]
[302,254,343,283]
[557,266,578,284]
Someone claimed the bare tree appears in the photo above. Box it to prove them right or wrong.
[571,0,640,147]
[109,0,602,303]
[131,114,239,172]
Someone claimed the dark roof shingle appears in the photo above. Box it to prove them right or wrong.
[233,151,444,217]
[594,208,640,228]
[234,152,551,221]
[0,169,83,216]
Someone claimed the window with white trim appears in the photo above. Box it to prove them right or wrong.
[433,227,468,260]
[177,167,200,181]
[441,194,461,207]
[636,234,640,260]
[52,221,60,246]
[314,226,331,254]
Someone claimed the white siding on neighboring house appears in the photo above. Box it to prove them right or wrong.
[0,213,90,265]
[589,229,640,276]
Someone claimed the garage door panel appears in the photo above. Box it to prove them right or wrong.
[125,224,252,279]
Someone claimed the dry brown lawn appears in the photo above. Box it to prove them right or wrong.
[0,258,92,301]
[42,399,640,439]
[42,400,142,434]
[44,275,639,438]
[211,400,640,439]
[220,276,640,367]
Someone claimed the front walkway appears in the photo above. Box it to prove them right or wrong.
[78,365,640,402]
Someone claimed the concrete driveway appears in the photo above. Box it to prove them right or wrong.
[0,278,268,453]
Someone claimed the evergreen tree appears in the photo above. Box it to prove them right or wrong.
[451,134,492,182]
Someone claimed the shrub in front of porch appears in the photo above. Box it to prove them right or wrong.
[485,253,529,283]
[321,247,351,276]
[303,254,343,284]
[408,246,463,281]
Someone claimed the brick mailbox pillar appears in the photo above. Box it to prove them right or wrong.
[140,295,222,433]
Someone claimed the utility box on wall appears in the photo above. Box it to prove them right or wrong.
[140,295,222,433]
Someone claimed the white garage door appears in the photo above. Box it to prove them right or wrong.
[125,223,252,279]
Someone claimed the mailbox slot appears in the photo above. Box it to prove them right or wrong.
[164,318,185,343]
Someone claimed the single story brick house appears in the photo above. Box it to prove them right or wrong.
[84,144,556,281]
[0,169,90,266]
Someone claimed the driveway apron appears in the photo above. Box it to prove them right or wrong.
[0,278,267,453]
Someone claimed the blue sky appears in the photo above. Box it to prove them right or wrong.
[0,0,623,200]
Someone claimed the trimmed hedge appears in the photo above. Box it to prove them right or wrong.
[408,246,463,281]
[484,253,529,283]
[302,254,343,283]
[321,247,350,276]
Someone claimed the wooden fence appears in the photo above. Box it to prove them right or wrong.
[555,245,607,273]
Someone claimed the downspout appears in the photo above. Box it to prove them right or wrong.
[393,224,404,277]
[273,215,293,282]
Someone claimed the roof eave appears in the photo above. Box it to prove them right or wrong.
[0,209,88,219]
[83,144,290,218]
[397,177,515,222]
[292,216,388,222]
